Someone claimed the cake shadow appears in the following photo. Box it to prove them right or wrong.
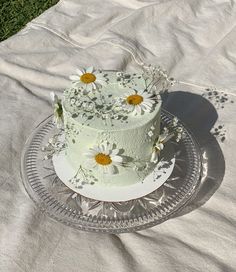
[161,90,225,218]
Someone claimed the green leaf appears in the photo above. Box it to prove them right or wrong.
[0,0,59,41]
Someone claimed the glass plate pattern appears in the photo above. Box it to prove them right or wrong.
[21,110,202,233]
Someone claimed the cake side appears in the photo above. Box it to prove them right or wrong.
[63,103,161,186]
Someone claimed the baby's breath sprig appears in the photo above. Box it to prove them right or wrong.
[42,132,65,160]
[150,117,184,163]
[142,64,175,94]
[69,166,98,188]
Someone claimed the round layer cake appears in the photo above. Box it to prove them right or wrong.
[62,67,162,186]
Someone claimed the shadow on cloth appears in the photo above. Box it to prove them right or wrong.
[161,90,225,217]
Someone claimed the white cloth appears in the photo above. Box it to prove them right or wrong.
[0,0,236,271]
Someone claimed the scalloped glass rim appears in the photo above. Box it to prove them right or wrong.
[20,110,202,233]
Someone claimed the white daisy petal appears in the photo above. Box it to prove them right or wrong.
[141,92,149,98]
[86,147,99,155]
[74,81,82,88]
[92,82,97,89]
[150,150,159,163]
[132,108,138,116]
[141,107,149,113]
[85,159,97,168]
[100,143,106,153]
[146,98,155,104]
[141,104,151,111]
[142,92,153,99]
[104,147,111,155]
[76,69,84,76]
[128,104,135,112]
[111,155,123,163]
[84,152,95,159]
[143,105,152,113]
[159,143,164,150]
[136,105,142,115]
[107,165,115,175]
[142,101,153,108]
[110,149,120,155]
[93,146,102,153]
[86,66,94,73]
[92,164,99,172]
[99,165,106,173]
[69,75,80,81]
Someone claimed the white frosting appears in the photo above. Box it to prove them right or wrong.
[62,70,162,186]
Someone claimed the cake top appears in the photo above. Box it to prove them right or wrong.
[62,66,171,130]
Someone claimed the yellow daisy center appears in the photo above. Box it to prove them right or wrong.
[95,153,112,165]
[80,73,96,84]
[126,94,143,105]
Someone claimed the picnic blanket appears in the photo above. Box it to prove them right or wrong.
[0,0,236,271]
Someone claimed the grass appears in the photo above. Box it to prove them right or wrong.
[0,0,59,42]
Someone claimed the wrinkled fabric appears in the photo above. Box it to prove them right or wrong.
[0,0,236,271]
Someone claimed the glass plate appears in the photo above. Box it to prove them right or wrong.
[21,110,202,233]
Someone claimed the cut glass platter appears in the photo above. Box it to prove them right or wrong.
[21,110,202,233]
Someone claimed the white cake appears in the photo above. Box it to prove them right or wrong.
[60,67,166,187]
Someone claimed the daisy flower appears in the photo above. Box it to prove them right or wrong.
[50,92,63,128]
[84,142,123,175]
[150,128,174,163]
[123,90,156,115]
[69,67,107,92]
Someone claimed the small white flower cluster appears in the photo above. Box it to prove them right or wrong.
[42,134,65,160]
[142,64,175,94]
[146,125,156,142]
[64,79,133,125]
[64,67,170,123]
[148,129,154,138]
[66,87,84,107]
[143,64,169,79]
[65,121,80,141]
[171,117,184,142]
[116,72,141,89]
[69,166,98,188]
[70,99,94,112]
